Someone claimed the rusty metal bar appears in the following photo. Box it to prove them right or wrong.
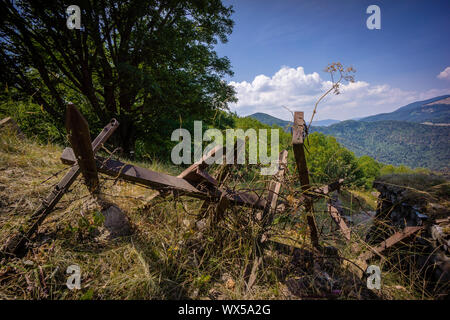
[62,149,204,194]
[328,203,352,241]
[61,148,268,210]
[359,226,424,261]
[2,117,119,257]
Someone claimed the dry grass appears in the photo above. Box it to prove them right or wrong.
[0,129,444,300]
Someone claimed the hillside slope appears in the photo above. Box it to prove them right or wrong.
[0,128,385,300]
[312,120,450,171]
[361,95,450,124]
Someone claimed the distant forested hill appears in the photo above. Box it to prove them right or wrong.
[249,113,291,130]
[312,120,450,171]
[361,95,450,124]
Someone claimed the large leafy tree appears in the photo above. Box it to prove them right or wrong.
[0,0,236,153]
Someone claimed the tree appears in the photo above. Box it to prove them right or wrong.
[357,155,381,189]
[305,132,363,186]
[0,0,236,153]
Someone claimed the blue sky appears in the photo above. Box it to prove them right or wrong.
[215,0,450,121]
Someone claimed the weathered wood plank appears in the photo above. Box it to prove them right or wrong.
[247,150,288,291]
[179,144,224,182]
[328,203,351,241]
[265,150,288,215]
[359,226,424,261]
[65,103,99,192]
[292,112,304,144]
[292,111,319,248]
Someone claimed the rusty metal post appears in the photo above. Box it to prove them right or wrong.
[1,117,119,257]
[65,103,99,193]
[292,111,319,248]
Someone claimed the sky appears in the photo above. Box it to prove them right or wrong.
[214,0,450,121]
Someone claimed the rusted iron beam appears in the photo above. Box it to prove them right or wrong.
[213,194,230,224]
[328,203,351,241]
[61,149,268,210]
[179,145,224,181]
[142,145,224,204]
[65,104,99,193]
[2,118,119,257]
[359,226,424,261]
[62,149,204,194]
[292,111,319,248]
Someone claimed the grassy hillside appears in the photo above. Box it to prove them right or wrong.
[312,120,450,172]
[361,95,450,124]
[1,126,437,300]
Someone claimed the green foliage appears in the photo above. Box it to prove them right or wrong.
[0,90,64,143]
[357,155,382,189]
[0,0,236,154]
[304,133,364,187]
[313,120,450,172]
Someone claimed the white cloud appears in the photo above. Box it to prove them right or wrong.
[437,67,450,80]
[228,66,450,121]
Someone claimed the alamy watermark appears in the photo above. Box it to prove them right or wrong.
[366,5,381,30]
[366,265,381,290]
[171,121,280,175]
[66,264,81,290]
[66,5,81,30]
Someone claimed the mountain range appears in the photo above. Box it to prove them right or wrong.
[360,95,450,124]
[248,95,450,171]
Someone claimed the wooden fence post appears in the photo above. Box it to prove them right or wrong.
[292,111,319,248]
[65,103,99,193]
[1,116,119,257]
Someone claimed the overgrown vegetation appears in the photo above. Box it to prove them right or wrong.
[0,0,237,155]
[1,127,445,300]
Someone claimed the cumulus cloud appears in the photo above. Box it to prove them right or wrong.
[228,66,450,121]
[437,67,450,80]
